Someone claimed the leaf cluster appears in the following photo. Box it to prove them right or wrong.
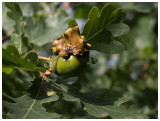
[2,2,156,119]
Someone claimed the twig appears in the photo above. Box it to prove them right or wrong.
[38,56,50,61]
[2,28,15,43]
[2,35,11,42]
[141,58,155,80]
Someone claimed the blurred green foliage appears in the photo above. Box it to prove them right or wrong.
[2,2,158,119]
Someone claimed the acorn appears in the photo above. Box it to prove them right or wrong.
[49,26,91,76]
[49,55,88,76]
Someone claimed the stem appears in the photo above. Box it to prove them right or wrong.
[38,56,50,61]
[2,35,11,42]
[2,28,15,43]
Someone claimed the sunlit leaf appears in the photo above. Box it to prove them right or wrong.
[2,65,13,74]
[82,3,128,54]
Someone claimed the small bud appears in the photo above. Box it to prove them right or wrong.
[81,36,85,40]
[52,47,57,53]
[86,43,92,48]
[44,70,51,76]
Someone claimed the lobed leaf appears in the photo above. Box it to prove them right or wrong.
[83,102,148,119]
[5,2,24,35]
[2,2,14,32]
[3,78,61,119]
[2,45,46,72]
[82,3,128,54]
[49,79,147,119]
[4,2,33,56]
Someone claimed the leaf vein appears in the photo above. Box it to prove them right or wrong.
[22,80,43,119]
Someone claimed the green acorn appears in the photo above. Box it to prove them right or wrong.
[49,55,88,76]
[49,26,91,76]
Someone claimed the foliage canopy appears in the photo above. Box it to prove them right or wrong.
[2,2,158,119]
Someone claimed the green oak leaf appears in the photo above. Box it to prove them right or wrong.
[49,79,148,119]
[3,78,61,119]
[4,2,33,55]
[2,2,14,32]
[107,23,130,37]
[82,3,128,54]
[11,34,33,55]
[2,65,13,74]
[83,102,147,119]
[88,6,99,19]
[2,45,45,72]
[5,2,24,35]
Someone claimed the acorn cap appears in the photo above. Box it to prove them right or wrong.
[49,55,60,74]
